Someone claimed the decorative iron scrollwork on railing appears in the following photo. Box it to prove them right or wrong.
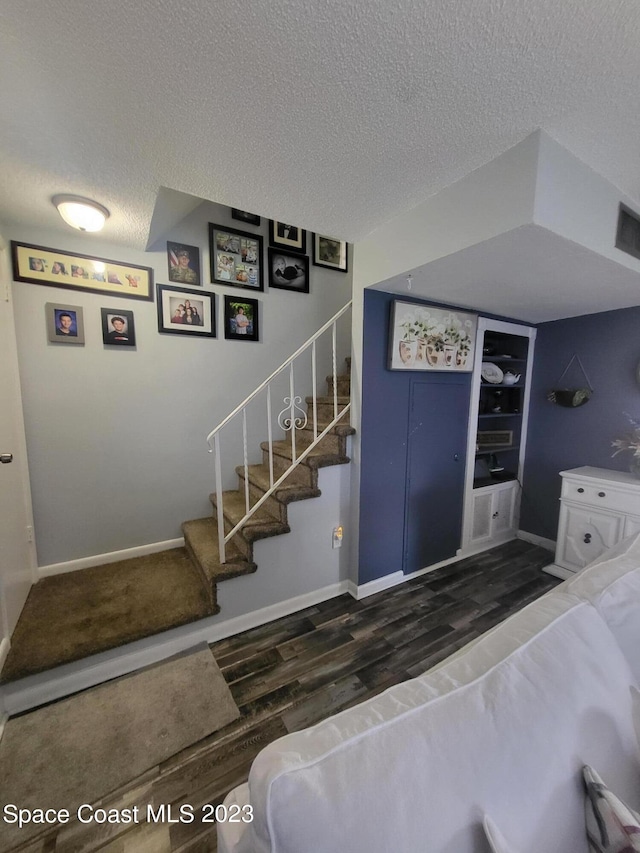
[278,396,308,431]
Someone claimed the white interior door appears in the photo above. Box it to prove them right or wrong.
[0,243,34,647]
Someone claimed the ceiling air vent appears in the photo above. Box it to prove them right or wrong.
[615,203,640,261]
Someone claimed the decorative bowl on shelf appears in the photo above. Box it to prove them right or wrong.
[481,363,504,384]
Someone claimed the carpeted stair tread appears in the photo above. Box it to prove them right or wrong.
[306,395,350,405]
[210,490,290,539]
[236,463,321,503]
[262,439,350,468]
[182,517,256,587]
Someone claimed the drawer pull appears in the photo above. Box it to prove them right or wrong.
[584,533,592,544]
[598,491,606,498]
[577,488,584,493]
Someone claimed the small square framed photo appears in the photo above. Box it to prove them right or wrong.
[231,209,261,226]
[268,248,309,293]
[167,242,201,286]
[209,223,264,291]
[269,221,306,254]
[101,308,136,347]
[312,234,349,273]
[156,284,216,337]
[224,295,259,341]
[46,302,85,344]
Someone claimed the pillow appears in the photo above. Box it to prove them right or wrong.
[583,765,640,852]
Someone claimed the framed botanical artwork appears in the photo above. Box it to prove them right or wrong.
[269,221,306,254]
[232,209,261,226]
[388,301,477,372]
[45,302,85,344]
[268,248,309,293]
[101,308,136,347]
[156,284,216,337]
[312,234,348,273]
[209,223,263,291]
[224,295,259,342]
[167,242,201,286]
[11,241,153,300]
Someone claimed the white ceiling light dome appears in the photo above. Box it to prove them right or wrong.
[52,194,110,232]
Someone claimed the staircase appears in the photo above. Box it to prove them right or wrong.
[181,358,353,615]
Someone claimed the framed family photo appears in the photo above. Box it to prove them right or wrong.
[224,295,259,342]
[232,209,261,226]
[12,241,153,300]
[268,248,309,293]
[269,221,306,254]
[156,284,215,337]
[45,302,85,344]
[209,223,263,291]
[312,234,348,273]
[167,242,201,286]
[101,308,136,347]
[388,301,477,372]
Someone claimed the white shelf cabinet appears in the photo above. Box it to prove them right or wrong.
[461,318,536,555]
[546,467,640,577]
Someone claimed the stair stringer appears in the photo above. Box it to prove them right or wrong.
[182,361,353,614]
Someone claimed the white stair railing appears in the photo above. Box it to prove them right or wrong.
[207,301,352,563]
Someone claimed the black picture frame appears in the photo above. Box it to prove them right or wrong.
[312,234,349,273]
[269,220,306,254]
[11,241,154,300]
[156,284,216,337]
[209,223,264,291]
[268,248,309,293]
[101,308,136,347]
[224,295,259,341]
[167,242,201,286]
[231,209,261,226]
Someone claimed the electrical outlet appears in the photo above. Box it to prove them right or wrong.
[332,526,343,549]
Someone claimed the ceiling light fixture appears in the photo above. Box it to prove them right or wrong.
[52,194,110,232]
[407,274,413,291]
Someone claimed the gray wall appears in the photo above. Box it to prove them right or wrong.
[10,203,352,566]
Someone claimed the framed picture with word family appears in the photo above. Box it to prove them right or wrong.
[12,241,153,300]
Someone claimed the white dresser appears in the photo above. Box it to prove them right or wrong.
[545,466,640,579]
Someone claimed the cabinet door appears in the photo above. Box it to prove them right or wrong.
[558,505,622,570]
[492,486,516,535]
[404,378,469,571]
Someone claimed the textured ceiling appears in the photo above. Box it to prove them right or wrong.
[1,0,640,256]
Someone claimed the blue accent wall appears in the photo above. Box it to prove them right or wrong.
[521,306,640,541]
[358,290,472,584]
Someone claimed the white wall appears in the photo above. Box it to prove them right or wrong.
[533,131,640,269]
[9,202,352,567]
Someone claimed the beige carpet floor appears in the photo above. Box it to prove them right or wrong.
[1,548,212,683]
[0,645,239,850]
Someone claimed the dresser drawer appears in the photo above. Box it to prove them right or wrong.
[561,479,640,515]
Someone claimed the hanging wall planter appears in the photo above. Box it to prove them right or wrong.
[547,354,593,408]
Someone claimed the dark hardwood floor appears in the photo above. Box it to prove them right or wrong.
[7,539,559,853]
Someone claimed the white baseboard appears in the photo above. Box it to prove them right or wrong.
[543,564,574,580]
[2,579,350,715]
[349,553,464,600]
[38,538,185,578]
[517,530,556,553]
[347,571,404,600]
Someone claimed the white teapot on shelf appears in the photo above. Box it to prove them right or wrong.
[502,371,521,386]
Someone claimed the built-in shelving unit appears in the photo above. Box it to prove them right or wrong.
[460,318,536,555]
